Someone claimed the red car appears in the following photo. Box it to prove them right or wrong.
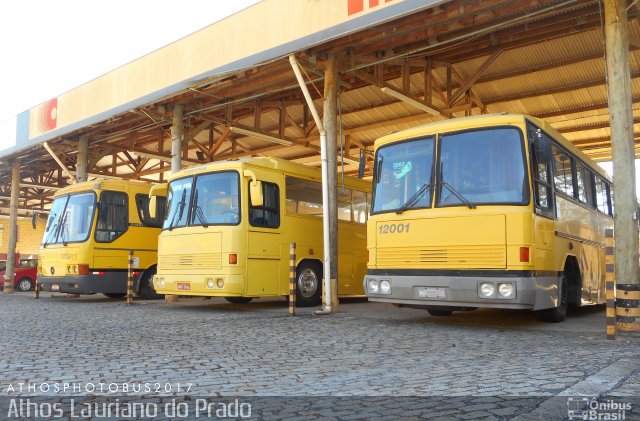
[0,257,38,291]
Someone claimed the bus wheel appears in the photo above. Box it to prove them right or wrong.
[296,262,322,307]
[225,297,253,304]
[537,272,568,323]
[17,278,34,291]
[103,293,126,298]
[138,268,162,300]
[427,307,454,316]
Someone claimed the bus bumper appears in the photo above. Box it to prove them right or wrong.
[152,274,246,296]
[37,273,130,294]
[364,272,559,310]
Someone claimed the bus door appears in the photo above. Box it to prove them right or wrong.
[246,176,282,296]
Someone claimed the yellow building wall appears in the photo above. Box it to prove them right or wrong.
[0,218,44,257]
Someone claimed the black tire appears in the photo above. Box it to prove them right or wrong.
[17,278,33,292]
[537,272,568,323]
[103,292,127,298]
[137,267,163,300]
[225,297,253,304]
[427,307,454,317]
[295,261,322,307]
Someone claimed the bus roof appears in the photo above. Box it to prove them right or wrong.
[52,178,154,197]
[373,113,611,181]
[167,156,371,191]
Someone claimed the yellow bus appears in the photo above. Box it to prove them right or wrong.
[363,113,613,322]
[150,157,371,306]
[37,179,166,299]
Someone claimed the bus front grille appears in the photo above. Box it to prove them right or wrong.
[158,253,222,271]
[376,245,506,269]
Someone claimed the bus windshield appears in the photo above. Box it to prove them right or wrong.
[42,192,96,246]
[164,171,240,229]
[437,127,528,207]
[372,136,435,214]
[372,127,528,214]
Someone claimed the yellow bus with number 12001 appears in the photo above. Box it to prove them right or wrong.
[363,113,613,322]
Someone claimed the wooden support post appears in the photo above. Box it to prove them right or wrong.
[3,160,19,294]
[171,105,184,174]
[605,229,616,340]
[76,135,89,183]
[289,243,296,316]
[606,0,639,334]
[35,279,40,299]
[323,53,339,311]
[127,250,134,305]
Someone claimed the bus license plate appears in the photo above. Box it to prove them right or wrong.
[51,284,60,291]
[417,287,446,299]
[177,283,191,291]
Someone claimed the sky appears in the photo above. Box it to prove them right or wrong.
[0,0,260,150]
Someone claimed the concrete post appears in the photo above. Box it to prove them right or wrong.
[605,0,639,331]
[323,54,339,310]
[171,104,184,174]
[76,135,89,183]
[3,160,20,293]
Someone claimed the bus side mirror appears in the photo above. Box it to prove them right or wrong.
[533,131,552,163]
[249,180,263,207]
[31,211,38,229]
[357,149,366,179]
[149,196,158,219]
[148,183,168,219]
[244,169,263,207]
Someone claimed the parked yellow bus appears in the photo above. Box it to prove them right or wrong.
[150,157,371,306]
[363,113,613,322]
[37,179,166,299]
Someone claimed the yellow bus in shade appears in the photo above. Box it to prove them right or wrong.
[37,180,166,299]
[150,157,371,307]
[364,113,613,322]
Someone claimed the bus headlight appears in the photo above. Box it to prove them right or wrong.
[157,278,166,289]
[379,280,391,294]
[479,282,495,298]
[498,283,515,298]
[216,278,224,289]
[367,279,379,293]
[207,278,215,289]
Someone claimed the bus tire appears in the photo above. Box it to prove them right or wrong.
[103,293,126,298]
[296,261,322,307]
[225,297,253,304]
[537,271,568,323]
[427,307,454,316]
[138,267,162,300]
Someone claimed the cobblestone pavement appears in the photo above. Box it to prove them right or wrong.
[0,292,638,420]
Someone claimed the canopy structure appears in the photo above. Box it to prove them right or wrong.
[0,0,636,215]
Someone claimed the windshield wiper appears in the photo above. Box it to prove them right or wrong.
[60,212,70,246]
[190,189,208,228]
[167,189,187,231]
[396,183,431,214]
[441,181,476,209]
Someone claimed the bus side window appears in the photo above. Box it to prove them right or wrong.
[529,126,555,218]
[249,181,279,228]
[135,194,166,228]
[95,191,128,243]
[595,176,612,215]
[552,145,575,198]
[353,190,369,224]
[576,162,594,206]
